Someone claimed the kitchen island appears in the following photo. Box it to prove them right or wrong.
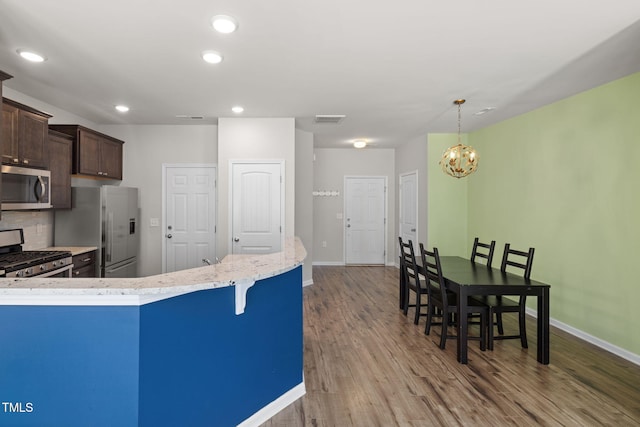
[0,237,306,427]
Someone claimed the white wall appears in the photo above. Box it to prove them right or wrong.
[99,125,218,277]
[312,148,396,265]
[394,134,429,261]
[217,118,296,258]
[295,129,314,285]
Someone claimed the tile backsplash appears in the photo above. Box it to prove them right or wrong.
[0,211,54,249]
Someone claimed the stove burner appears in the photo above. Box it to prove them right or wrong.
[0,250,72,271]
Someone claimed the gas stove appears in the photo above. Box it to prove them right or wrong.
[0,229,73,278]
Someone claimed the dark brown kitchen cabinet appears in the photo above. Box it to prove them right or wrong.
[2,98,51,169]
[48,130,73,209]
[0,70,14,219]
[72,250,97,278]
[49,125,124,180]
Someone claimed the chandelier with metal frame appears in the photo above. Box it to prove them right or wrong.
[439,99,479,178]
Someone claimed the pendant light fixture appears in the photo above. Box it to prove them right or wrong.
[439,99,479,178]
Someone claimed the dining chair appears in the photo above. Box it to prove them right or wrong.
[477,243,535,350]
[420,244,488,351]
[399,239,429,324]
[470,237,496,267]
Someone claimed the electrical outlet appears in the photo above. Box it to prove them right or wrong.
[150,218,160,227]
[322,241,327,248]
[36,224,43,234]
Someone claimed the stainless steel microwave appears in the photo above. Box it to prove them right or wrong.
[1,165,52,210]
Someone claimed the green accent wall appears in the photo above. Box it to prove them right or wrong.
[431,72,640,355]
[426,133,469,257]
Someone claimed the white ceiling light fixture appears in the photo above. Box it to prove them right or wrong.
[232,106,244,113]
[16,49,46,63]
[115,105,130,113]
[353,139,367,149]
[202,51,223,64]
[211,15,238,34]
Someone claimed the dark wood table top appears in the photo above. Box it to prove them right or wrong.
[438,256,550,295]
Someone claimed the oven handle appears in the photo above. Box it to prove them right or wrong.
[36,264,73,278]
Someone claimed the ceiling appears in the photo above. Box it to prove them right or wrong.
[1,1,639,149]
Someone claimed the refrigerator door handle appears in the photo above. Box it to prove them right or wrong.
[107,212,114,263]
[106,259,136,274]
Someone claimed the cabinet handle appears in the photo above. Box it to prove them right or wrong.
[12,158,19,163]
[74,270,80,276]
[81,258,91,262]
[23,159,29,164]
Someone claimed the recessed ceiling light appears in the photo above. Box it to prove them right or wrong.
[353,140,367,149]
[232,106,244,114]
[211,15,238,34]
[17,49,46,63]
[115,105,130,113]
[202,51,223,64]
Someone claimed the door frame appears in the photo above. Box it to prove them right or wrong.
[229,159,285,255]
[161,163,217,273]
[399,170,419,261]
[343,175,388,265]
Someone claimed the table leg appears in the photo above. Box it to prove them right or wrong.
[537,287,550,364]
[456,286,469,364]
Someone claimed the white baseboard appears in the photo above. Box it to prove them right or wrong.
[525,307,640,366]
[303,279,314,287]
[237,381,306,427]
[312,261,345,266]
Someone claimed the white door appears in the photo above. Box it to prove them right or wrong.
[399,171,418,248]
[344,177,386,265]
[164,165,216,273]
[231,162,283,254]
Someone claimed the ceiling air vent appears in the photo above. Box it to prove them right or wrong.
[176,115,205,120]
[314,114,345,124]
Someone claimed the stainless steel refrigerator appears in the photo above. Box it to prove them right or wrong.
[54,186,139,278]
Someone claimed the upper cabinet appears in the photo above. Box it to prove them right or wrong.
[0,71,14,218]
[49,125,124,180]
[2,98,51,169]
[48,130,73,209]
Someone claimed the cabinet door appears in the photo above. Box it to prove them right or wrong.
[48,132,72,209]
[77,129,101,176]
[1,102,19,164]
[100,137,123,179]
[18,109,48,168]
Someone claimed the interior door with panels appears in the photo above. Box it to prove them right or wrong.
[231,161,283,255]
[164,165,217,273]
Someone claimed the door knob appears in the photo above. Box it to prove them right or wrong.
[234,237,240,242]
[347,224,351,228]
[166,234,172,239]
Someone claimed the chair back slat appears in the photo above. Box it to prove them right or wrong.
[471,237,496,267]
[500,243,535,279]
[399,238,420,287]
[419,244,449,309]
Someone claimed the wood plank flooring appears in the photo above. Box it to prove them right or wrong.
[261,266,640,426]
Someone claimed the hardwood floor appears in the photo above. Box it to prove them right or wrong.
[261,266,640,426]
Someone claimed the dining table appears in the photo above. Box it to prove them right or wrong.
[403,256,551,365]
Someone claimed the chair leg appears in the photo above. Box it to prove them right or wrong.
[439,313,448,349]
[496,312,505,335]
[403,289,410,316]
[519,307,528,348]
[414,292,422,325]
[424,302,432,335]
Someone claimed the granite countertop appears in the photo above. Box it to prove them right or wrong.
[0,237,306,301]
[42,246,98,256]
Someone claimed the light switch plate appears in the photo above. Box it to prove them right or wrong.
[150,218,160,227]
